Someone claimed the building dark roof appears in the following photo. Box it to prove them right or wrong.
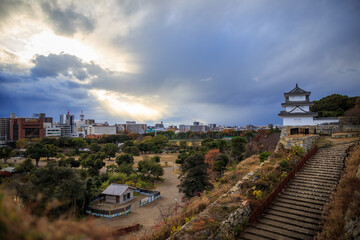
[281,101,313,107]
[284,83,311,96]
[101,184,135,196]
[278,111,318,117]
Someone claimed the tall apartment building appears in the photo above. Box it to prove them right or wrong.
[10,117,44,141]
[60,114,75,134]
[0,118,10,142]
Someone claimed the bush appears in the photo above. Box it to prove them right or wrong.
[292,146,304,156]
[259,152,272,163]
[122,146,140,156]
[151,155,160,162]
[116,154,134,165]
[280,159,289,171]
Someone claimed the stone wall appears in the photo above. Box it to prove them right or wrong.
[277,135,318,152]
[211,201,251,240]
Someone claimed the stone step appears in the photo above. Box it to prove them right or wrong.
[297,172,340,181]
[281,192,329,204]
[286,184,332,195]
[258,218,317,236]
[295,176,338,185]
[255,222,312,240]
[238,231,272,240]
[270,205,322,220]
[299,170,341,178]
[305,163,343,168]
[301,167,341,175]
[291,178,335,188]
[262,214,320,231]
[265,208,320,225]
[285,187,331,198]
[242,227,294,240]
[290,180,334,189]
[274,199,323,213]
[303,165,342,171]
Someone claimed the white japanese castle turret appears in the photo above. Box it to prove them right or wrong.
[279,84,317,126]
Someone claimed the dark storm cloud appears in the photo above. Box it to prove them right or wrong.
[1,0,360,125]
[41,0,95,36]
[107,0,360,123]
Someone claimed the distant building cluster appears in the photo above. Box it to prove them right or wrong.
[0,109,277,144]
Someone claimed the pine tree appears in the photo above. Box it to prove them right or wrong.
[178,153,212,198]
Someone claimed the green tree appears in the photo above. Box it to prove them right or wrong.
[15,139,28,149]
[122,146,140,156]
[44,144,58,160]
[138,159,164,181]
[80,154,105,176]
[151,155,160,163]
[66,157,80,168]
[0,146,13,163]
[178,153,212,198]
[176,152,188,165]
[311,94,357,117]
[72,137,88,149]
[25,143,47,166]
[116,154,134,165]
[231,136,246,162]
[118,163,133,175]
[213,154,229,175]
[152,135,169,147]
[121,140,134,151]
[179,141,188,150]
[17,158,35,172]
[89,142,101,152]
[100,143,118,160]
[16,164,86,216]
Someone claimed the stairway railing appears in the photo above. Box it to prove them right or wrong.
[249,145,318,224]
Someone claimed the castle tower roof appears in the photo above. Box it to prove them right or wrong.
[284,83,311,96]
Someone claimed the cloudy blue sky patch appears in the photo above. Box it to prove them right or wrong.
[0,0,359,126]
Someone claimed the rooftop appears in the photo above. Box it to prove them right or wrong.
[284,83,311,96]
[102,183,136,196]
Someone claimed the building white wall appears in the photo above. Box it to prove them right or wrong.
[289,95,306,101]
[283,117,314,126]
[88,125,116,135]
[45,127,61,137]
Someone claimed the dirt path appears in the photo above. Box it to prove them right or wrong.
[95,166,183,239]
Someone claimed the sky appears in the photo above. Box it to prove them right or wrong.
[0,0,359,126]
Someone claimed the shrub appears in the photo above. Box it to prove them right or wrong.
[151,155,160,162]
[280,159,289,171]
[259,151,272,162]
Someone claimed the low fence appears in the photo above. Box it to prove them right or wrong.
[86,204,131,219]
[250,145,318,224]
[135,188,162,207]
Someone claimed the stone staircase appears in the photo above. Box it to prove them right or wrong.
[239,143,353,240]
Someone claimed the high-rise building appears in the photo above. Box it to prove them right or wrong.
[0,118,10,142]
[60,114,75,133]
[10,118,44,141]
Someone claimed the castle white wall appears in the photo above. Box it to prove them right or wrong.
[285,106,310,112]
[283,117,314,126]
[289,95,306,101]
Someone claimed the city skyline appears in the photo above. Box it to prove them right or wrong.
[1,1,360,126]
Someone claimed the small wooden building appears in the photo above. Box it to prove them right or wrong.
[102,184,136,204]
